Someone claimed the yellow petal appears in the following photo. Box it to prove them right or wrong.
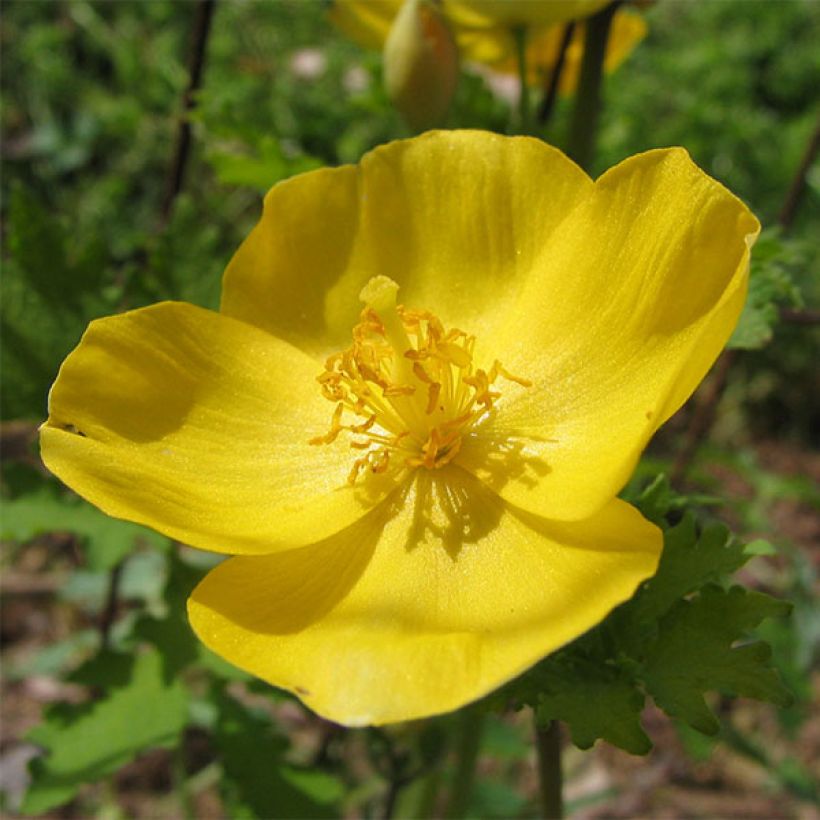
[328,0,402,50]
[188,467,660,725]
[222,130,592,360]
[445,0,611,29]
[40,302,398,555]
[457,148,760,521]
[329,0,611,49]
[468,9,647,90]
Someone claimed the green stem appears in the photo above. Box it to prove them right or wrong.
[414,768,442,818]
[513,26,531,133]
[534,718,563,819]
[537,21,576,126]
[444,709,484,818]
[566,1,618,170]
[173,740,195,820]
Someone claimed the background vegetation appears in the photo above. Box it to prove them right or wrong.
[1,0,818,817]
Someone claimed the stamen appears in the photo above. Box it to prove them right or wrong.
[425,382,441,415]
[310,276,530,483]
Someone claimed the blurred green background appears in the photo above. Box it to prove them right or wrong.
[1,1,818,817]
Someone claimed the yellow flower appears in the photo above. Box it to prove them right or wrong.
[446,0,610,29]
[330,0,646,91]
[462,10,646,91]
[41,131,759,726]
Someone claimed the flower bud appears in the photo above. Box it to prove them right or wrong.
[383,0,459,130]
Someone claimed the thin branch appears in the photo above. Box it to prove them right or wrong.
[671,349,738,483]
[99,561,125,650]
[159,0,217,227]
[537,22,576,126]
[781,306,820,326]
[778,112,820,231]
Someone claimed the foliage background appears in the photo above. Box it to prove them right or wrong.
[1,0,818,817]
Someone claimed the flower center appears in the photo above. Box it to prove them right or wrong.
[310,276,530,484]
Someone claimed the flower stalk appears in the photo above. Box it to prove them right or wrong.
[535,718,563,819]
[444,709,485,818]
[567,0,618,170]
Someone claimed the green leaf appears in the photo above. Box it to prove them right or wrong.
[643,585,792,735]
[629,514,748,623]
[213,690,343,819]
[630,472,676,524]
[532,655,650,755]
[21,649,189,814]
[133,194,224,310]
[468,778,529,819]
[3,630,99,682]
[1,483,166,570]
[729,228,805,350]
[0,184,115,420]
[743,538,779,556]
[133,550,238,680]
[205,134,322,192]
[68,650,135,689]
[501,490,792,755]
[629,473,720,525]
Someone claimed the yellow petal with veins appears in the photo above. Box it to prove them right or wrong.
[221,130,592,359]
[329,0,644,91]
[188,467,660,725]
[463,9,648,90]
[445,0,611,29]
[456,148,760,521]
[40,302,399,555]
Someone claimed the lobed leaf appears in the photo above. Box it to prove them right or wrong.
[504,480,792,754]
[629,514,748,623]
[533,655,651,755]
[642,585,793,734]
[728,228,805,351]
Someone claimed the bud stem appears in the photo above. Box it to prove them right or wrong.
[513,26,531,133]
[567,0,618,170]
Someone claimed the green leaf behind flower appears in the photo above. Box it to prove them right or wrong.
[213,690,344,819]
[643,585,793,734]
[21,649,189,815]
[729,228,805,351]
[1,482,165,571]
[512,478,792,755]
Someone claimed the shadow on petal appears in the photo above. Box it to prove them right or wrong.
[191,493,404,635]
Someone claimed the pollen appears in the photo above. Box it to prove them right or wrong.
[310,276,531,484]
